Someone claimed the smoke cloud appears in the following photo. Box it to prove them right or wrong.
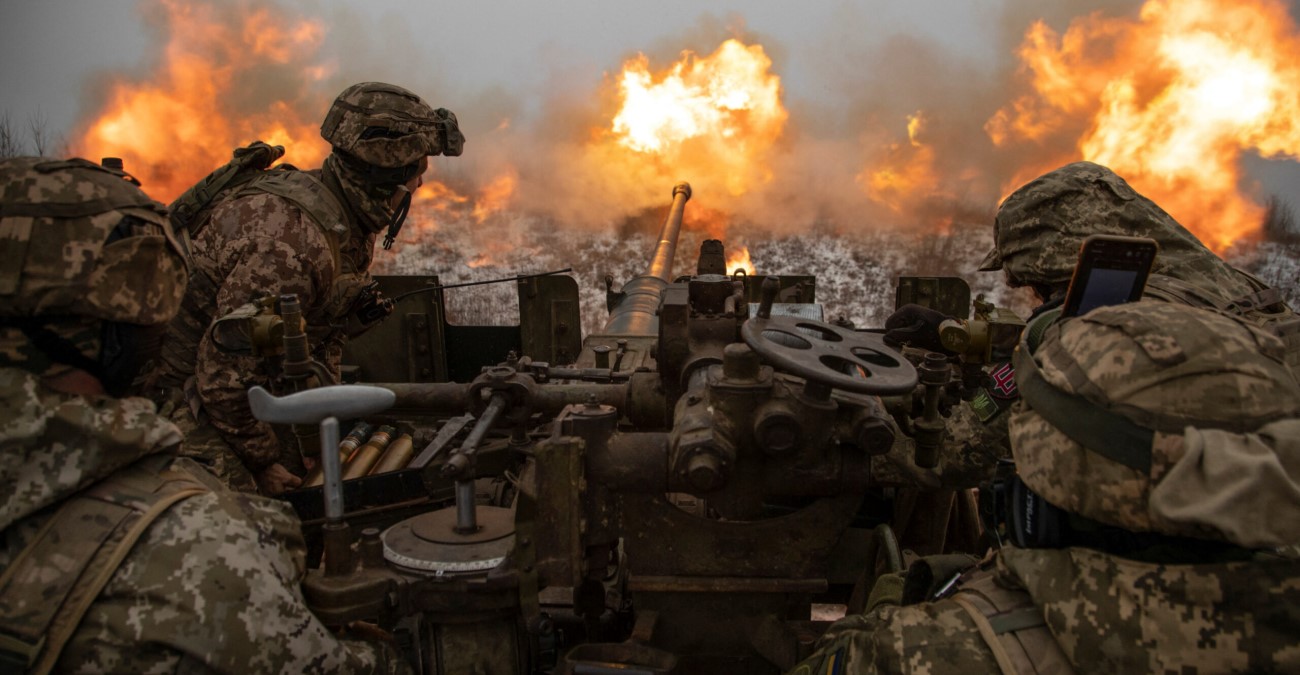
[59,0,1300,254]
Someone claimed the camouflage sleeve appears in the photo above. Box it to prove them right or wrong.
[788,600,1000,674]
[193,196,334,471]
[1149,419,1300,549]
[60,466,410,674]
[999,545,1300,672]
[933,401,1009,486]
[871,402,1008,489]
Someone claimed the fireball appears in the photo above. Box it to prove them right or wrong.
[989,0,1300,250]
[594,38,788,213]
[861,112,940,215]
[75,0,332,202]
[726,245,756,275]
[586,38,789,247]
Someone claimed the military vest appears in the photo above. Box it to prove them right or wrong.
[169,141,285,239]
[223,170,367,359]
[950,569,1073,675]
[151,167,359,393]
[0,455,208,674]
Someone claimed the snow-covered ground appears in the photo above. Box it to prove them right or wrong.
[374,210,1299,340]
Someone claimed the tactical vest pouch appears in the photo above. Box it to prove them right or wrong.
[0,456,208,674]
[950,571,1074,675]
[169,141,285,237]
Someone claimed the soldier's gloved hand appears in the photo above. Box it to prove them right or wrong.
[340,620,399,646]
[255,462,303,496]
[346,281,395,337]
[884,304,955,353]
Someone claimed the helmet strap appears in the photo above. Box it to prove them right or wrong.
[383,186,413,250]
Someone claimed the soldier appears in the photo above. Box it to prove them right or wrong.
[980,161,1298,360]
[793,300,1300,673]
[0,157,408,673]
[143,82,464,495]
[883,161,1299,489]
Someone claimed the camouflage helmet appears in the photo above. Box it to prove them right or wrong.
[980,162,1256,302]
[1009,301,1300,548]
[0,157,189,376]
[0,157,188,324]
[320,82,464,169]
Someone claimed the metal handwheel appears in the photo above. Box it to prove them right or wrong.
[741,313,918,396]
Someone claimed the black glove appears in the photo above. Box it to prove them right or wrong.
[352,282,394,327]
[884,304,954,352]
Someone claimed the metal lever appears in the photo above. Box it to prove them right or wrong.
[440,393,509,534]
[248,384,395,575]
[248,384,396,425]
[757,276,779,319]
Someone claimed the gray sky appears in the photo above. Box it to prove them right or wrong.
[2,0,1297,239]
[0,0,1016,143]
[3,1,147,140]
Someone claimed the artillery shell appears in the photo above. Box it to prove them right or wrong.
[304,421,374,487]
[341,426,396,481]
[369,433,415,475]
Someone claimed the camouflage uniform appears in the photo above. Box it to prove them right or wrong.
[0,156,408,673]
[888,161,1298,490]
[144,82,464,492]
[153,169,374,491]
[798,544,1300,674]
[981,161,1299,376]
[0,369,408,674]
[794,301,1300,674]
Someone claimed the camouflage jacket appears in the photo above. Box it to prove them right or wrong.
[0,366,408,673]
[148,168,378,473]
[791,544,1300,674]
[876,402,1009,489]
[877,266,1286,493]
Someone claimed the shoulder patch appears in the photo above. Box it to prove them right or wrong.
[988,362,1019,399]
[970,389,1000,422]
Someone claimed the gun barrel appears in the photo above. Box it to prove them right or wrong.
[647,183,691,282]
[604,183,691,336]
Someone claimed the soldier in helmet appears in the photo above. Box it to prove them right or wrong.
[883,161,1299,489]
[143,82,464,495]
[981,161,1297,353]
[0,157,408,672]
[793,301,1300,673]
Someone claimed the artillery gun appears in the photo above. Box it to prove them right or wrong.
[253,183,990,674]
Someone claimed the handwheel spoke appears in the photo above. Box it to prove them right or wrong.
[742,314,918,396]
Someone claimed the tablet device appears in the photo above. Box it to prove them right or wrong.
[1061,234,1158,317]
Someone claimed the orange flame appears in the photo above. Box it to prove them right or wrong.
[72,0,515,248]
[412,171,519,222]
[74,0,333,202]
[861,112,940,214]
[988,0,1300,250]
[599,38,788,201]
[66,0,1300,259]
[407,169,521,252]
[472,171,518,223]
[415,180,471,214]
[726,245,756,275]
